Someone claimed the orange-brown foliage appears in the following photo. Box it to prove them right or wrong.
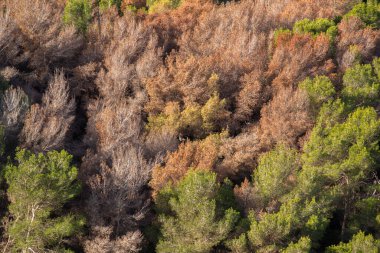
[143,0,213,54]
[234,70,271,123]
[268,33,335,92]
[218,127,263,180]
[150,133,226,196]
[336,17,380,71]
[7,0,84,74]
[277,0,358,26]
[2,0,378,250]
[258,87,313,149]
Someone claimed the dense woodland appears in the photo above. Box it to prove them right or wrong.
[0,0,379,252]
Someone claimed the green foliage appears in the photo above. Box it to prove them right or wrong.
[99,0,114,9]
[293,18,336,35]
[373,57,380,80]
[302,106,380,186]
[348,196,380,235]
[147,91,230,139]
[246,103,380,251]
[226,233,249,253]
[99,0,125,14]
[253,144,299,205]
[148,0,182,13]
[215,0,231,4]
[201,92,230,133]
[275,18,337,50]
[99,0,122,10]
[302,214,330,246]
[125,4,148,14]
[63,0,92,33]
[342,62,380,109]
[147,102,181,131]
[247,197,301,251]
[247,196,329,251]
[156,170,240,253]
[224,217,250,252]
[345,0,380,28]
[297,105,380,243]
[299,75,336,113]
[327,231,380,253]
[326,24,339,48]
[347,45,364,66]
[5,149,84,252]
[292,18,337,50]
[281,237,312,253]
[179,103,203,136]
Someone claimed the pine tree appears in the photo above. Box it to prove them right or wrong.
[345,0,380,28]
[253,144,299,206]
[327,231,380,253]
[341,62,380,109]
[4,149,84,252]
[201,92,230,133]
[281,237,312,253]
[156,170,239,253]
[63,0,92,33]
[299,75,336,114]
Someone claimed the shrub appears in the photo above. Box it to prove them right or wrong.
[63,0,92,33]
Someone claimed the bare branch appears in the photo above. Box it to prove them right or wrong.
[20,71,75,152]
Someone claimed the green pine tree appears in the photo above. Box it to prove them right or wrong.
[341,62,380,109]
[156,170,240,253]
[345,0,380,28]
[253,144,300,206]
[5,149,84,252]
[327,231,380,253]
[63,0,92,33]
[281,237,312,253]
[299,75,336,115]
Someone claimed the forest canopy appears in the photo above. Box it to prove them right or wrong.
[0,0,379,252]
